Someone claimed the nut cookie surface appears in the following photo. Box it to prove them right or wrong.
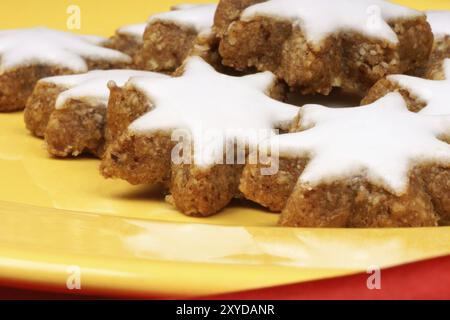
[106,23,147,58]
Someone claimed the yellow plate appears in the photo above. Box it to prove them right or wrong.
[1,0,450,298]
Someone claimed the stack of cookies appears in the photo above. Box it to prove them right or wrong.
[1,1,449,228]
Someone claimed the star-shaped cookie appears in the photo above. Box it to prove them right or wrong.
[241,93,450,228]
[101,56,298,216]
[0,27,131,111]
[216,0,432,95]
[25,70,167,157]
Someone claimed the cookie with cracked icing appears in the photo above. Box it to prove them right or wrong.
[0,27,132,112]
[215,0,433,96]
[134,4,222,73]
[101,57,298,216]
[24,70,167,158]
[425,11,450,77]
[363,59,450,114]
[240,93,450,228]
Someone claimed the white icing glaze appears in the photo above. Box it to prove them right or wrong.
[128,56,299,167]
[268,93,450,195]
[426,10,450,37]
[40,70,168,109]
[241,0,422,45]
[79,34,108,45]
[0,27,131,73]
[388,59,450,115]
[148,4,217,36]
[117,23,147,41]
